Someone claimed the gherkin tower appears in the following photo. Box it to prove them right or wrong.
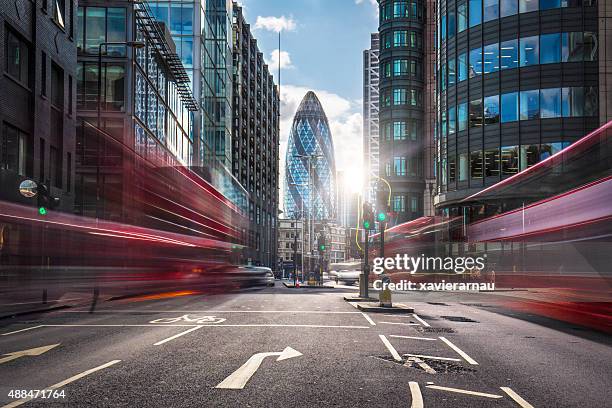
[284,91,337,220]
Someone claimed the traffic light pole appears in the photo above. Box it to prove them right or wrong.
[380,223,385,259]
[361,228,370,299]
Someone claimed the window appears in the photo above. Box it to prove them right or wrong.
[41,52,47,96]
[501,146,519,175]
[500,39,518,69]
[393,88,408,105]
[393,121,407,140]
[448,7,456,38]
[50,145,62,188]
[51,62,64,109]
[441,109,447,136]
[458,153,468,181]
[383,61,392,78]
[540,33,561,64]
[520,35,539,66]
[520,90,539,120]
[485,149,500,176]
[1,123,30,176]
[483,43,499,73]
[393,59,409,76]
[562,32,583,62]
[5,29,30,87]
[540,142,570,160]
[385,162,391,176]
[410,31,417,48]
[458,3,468,32]
[409,120,418,140]
[562,87,582,117]
[540,0,560,9]
[584,86,598,116]
[448,154,456,183]
[469,98,483,127]
[469,47,482,77]
[484,95,500,124]
[394,30,408,47]
[393,195,406,212]
[501,92,519,122]
[470,150,483,179]
[394,1,409,17]
[53,0,66,29]
[484,0,499,21]
[500,0,518,16]
[540,88,561,118]
[441,13,447,41]
[383,32,392,49]
[382,89,391,107]
[458,102,468,131]
[83,7,127,56]
[584,32,598,61]
[520,144,539,170]
[394,157,407,176]
[519,0,539,13]
[448,57,456,85]
[469,0,482,27]
[458,53,467,81]
[68,75,73,115]
[440,63,446,91]
[411,196,419,213]
[449,106,457,134]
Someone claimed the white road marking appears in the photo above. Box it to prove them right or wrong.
[379,335,402,361]
[426,385,503,399]
[0,344,60,365]
[379,321,419,326]
[500,387,535,408]
[361,313,376,326]
[409,382,424,408]
[65,309,362,314]
[1,325,44,336]
[349,302,359,308]
[405,354,461,362]
[390,335,436,341]
[383,314,413,317]
[1,360,121,408]
[405,356,436,374]
[412,314,430,327]
[154,326,203,346]
[29,324,370,329]
[438,336,479,365]
[216,347,302,389]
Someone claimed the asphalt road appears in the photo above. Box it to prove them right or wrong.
[0,284,610,407]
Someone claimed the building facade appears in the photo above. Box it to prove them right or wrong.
[0,0,77,211]
[232,4,280,268]
[75,0,197,221]
[434,0,601,213]
[363,33,380,204]
[284,91,337,221]
[378,0,427,225]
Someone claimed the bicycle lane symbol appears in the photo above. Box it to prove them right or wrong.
[149,315,226,324]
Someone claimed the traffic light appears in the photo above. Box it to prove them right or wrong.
[36,183,59,215]
[362,202,374,230]
[318,234,326,252]
[376,187,390,224]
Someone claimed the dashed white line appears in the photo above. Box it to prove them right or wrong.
[426,385,503,399]
[1,325,44,336]
[500,387,535,408]
[390,335,436,341]
[361,313,376,326]
[1,360,121,408]
[379,321,419,326]
[154,325,202,345]
[438,336,479,365]
[412,313,430,327]
[409,382,424,408]
[21,324,370,329]
[379,334,402,361]
[404,354,461,362]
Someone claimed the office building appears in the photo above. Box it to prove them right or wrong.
[363,33,380,205]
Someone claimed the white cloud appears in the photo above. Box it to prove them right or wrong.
[355,0,379,18]
[254,16,297,33]
[267,49,294,70]
[278,85,363,204]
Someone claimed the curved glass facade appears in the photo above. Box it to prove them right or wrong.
[284,92,337,220]
[435,0,601,210]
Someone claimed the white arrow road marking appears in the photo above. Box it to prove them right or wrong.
[0,344,60,365]
[500,387,535,408]
[216,347,302,389]
[409,382,424,408]
[438,336,478,365]
[1,360,121,408]
[426,385,503,399]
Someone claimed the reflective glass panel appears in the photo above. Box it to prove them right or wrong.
[470,98,483,127]
[520,35,539,66]
[520,144,539,170]
[469,0,482,27]
[501,145,519,175]
[540,0,560,9]
[562,32,583,61]
[520,89,540,120]
[458,53,468,81]
[483,43,499,73]
[540,88,561,118]
[458,3,468,32]
[500,39,518,69]
[448,57,456,85]
[458,102,468,131]
[471,150,483,179]
[500,0,518,16]
[484,0,499,21]
[485,149,500,176]
[519,0,539,12]
[540,33,561,64]
[484,95,500,124]
[469,47,482,77]
[449,106,457,134]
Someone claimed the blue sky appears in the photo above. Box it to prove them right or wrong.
[237,0,379,192]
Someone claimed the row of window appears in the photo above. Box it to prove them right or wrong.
[384,156,423,177]
[440,0,595,43]
[440,31,597,91]
[441,87,597,135]
[381,88,424,107]
[391,194,420,213]
[381,120,421,141]
[77,7,127,56]
[380,0,424,22]
[382,58,423,79]
[442,142,570,184]
[381,30,423,50]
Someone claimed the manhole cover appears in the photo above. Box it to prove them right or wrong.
[441,315,479,323]
[427,302,449,306]
[417,327,456,334]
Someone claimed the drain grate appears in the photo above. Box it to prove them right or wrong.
[427,302,449,306]
[417,327,456,334]
[440,315,479,323]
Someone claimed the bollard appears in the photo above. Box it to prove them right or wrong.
[379,274,392,307]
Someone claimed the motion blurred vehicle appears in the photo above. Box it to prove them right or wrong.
[329,261,362,285]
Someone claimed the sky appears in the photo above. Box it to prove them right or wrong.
[235,0,379,196]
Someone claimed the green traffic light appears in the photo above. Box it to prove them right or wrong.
[319,245,325,251]
[377,212,387,222]
[363,220,370,229]
[38,207,47,216]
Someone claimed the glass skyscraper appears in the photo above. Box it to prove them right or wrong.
[284,92,337,220]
